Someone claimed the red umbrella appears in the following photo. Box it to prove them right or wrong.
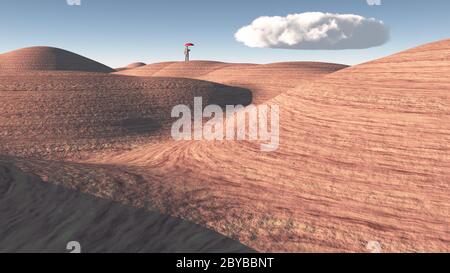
[185,43,195,47]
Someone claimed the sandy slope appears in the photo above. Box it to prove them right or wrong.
[0,71,251,159]
[115,62,147,72]
[200,62,348,104]
[84,39,450,252]
[0,157,254,253]
[0,47,114,73]
[1,40,449,253]
[118,61,348,104]
[116,61,177,76]
[117,61,231,78]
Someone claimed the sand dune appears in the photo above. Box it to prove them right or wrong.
[125,62,147,69]
[0,157,254,253]
[200,62,348,104]
[2,39,449,253]
[147,61,232,78]
[118,61,230,78]
[115,62,147,72]
[118,61,348,104]
[116,61,177,76]
[0,72,251,159]
[82,39,450,252]
[0,47,114,73]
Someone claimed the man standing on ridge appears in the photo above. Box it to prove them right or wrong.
[184,43,194,62]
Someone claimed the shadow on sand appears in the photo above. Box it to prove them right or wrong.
[0,162,255,253]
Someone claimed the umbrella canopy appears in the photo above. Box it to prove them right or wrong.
[185,43,194,47]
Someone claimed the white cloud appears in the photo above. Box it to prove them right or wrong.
[235,12,389,50]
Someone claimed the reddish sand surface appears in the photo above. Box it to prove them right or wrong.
[0,71,250,159]
[118,61,348,104]
[0,158,254,253]
[117,61,230,78]
[0,47,114,73]
[115,62,147,72]
[1,40,449,252]
[115,61,177,76]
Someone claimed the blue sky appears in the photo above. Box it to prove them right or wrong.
[0,0,449,67]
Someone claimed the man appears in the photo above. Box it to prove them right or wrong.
[184,46,191,62]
